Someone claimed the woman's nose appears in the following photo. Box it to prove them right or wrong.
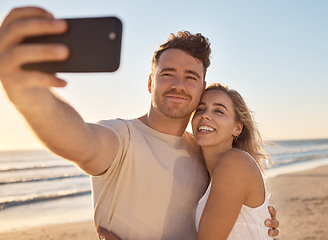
[201,113,211,120]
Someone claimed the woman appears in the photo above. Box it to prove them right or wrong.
[192,83,273,239]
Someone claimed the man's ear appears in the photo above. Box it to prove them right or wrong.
[203,81,207,91]
[148,74,152,93]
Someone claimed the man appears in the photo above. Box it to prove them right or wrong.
[0,7,279,239]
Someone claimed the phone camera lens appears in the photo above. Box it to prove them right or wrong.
[108,32,117,40]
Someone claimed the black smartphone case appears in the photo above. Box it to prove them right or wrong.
[22,17,122,73]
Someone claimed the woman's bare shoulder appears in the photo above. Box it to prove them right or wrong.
[212,148,260,183]
[216,148,255,168]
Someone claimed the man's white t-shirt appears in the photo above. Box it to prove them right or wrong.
[92,118,209,240]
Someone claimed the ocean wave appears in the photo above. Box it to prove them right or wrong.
[0,150,62,162]
[266,145,328,155]
[0,189,91,210]
[0,157,60,164]
[266,139,328,156]
[272,153,328,167]
[0,164,74,173]
[0,174,88,185]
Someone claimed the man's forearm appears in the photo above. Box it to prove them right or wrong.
[16,88,98,164]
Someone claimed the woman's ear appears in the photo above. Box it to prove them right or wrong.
[235,123,243,136]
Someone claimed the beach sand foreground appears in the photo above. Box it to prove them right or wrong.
[0,221,98,240]
[267,165,328,240]
[1,165,327,240]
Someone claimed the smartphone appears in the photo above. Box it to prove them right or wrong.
[22,17,122,73]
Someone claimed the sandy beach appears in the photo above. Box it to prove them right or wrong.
[0,221,98,240]
[267,165,328,240]
[1,165,327,240]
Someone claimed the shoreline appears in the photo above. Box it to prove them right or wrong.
[266,157,328,178]
[1,163,328,239]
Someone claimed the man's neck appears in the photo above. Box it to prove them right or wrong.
[138,111,191,137]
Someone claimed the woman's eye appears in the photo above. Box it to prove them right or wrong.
[195,108,204,113]
[215,110,223,114]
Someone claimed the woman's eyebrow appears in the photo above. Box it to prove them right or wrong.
[213,103,228,111]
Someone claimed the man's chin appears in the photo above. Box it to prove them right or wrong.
[154,101,196,119]
[162,108,193,119]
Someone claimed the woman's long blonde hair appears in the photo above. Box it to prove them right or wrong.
[204,83,272,171]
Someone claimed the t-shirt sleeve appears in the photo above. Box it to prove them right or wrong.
[96,118,130,176]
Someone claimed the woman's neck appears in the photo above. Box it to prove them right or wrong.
[202,144,233,177]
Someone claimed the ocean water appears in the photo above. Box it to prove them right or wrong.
[1,138,328,232]
[0,150,93,232]
[264,138,328,177]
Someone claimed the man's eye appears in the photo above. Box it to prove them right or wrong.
[187,76,197,81]
[162,73,172,77]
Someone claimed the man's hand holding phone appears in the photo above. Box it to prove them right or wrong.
[0,7,70,108]
[0,6,122,108]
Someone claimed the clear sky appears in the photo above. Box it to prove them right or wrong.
[0,0,327,150]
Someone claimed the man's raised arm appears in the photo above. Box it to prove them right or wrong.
[0,7,118,175]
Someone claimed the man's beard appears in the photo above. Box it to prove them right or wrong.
[152,90,198,119]
[156,103,193,119]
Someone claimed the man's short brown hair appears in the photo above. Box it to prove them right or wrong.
[151,31,211,79]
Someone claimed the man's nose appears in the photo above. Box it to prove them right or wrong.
[171,75,186,91]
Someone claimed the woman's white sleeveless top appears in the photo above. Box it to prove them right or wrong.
[195,154,273,239]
